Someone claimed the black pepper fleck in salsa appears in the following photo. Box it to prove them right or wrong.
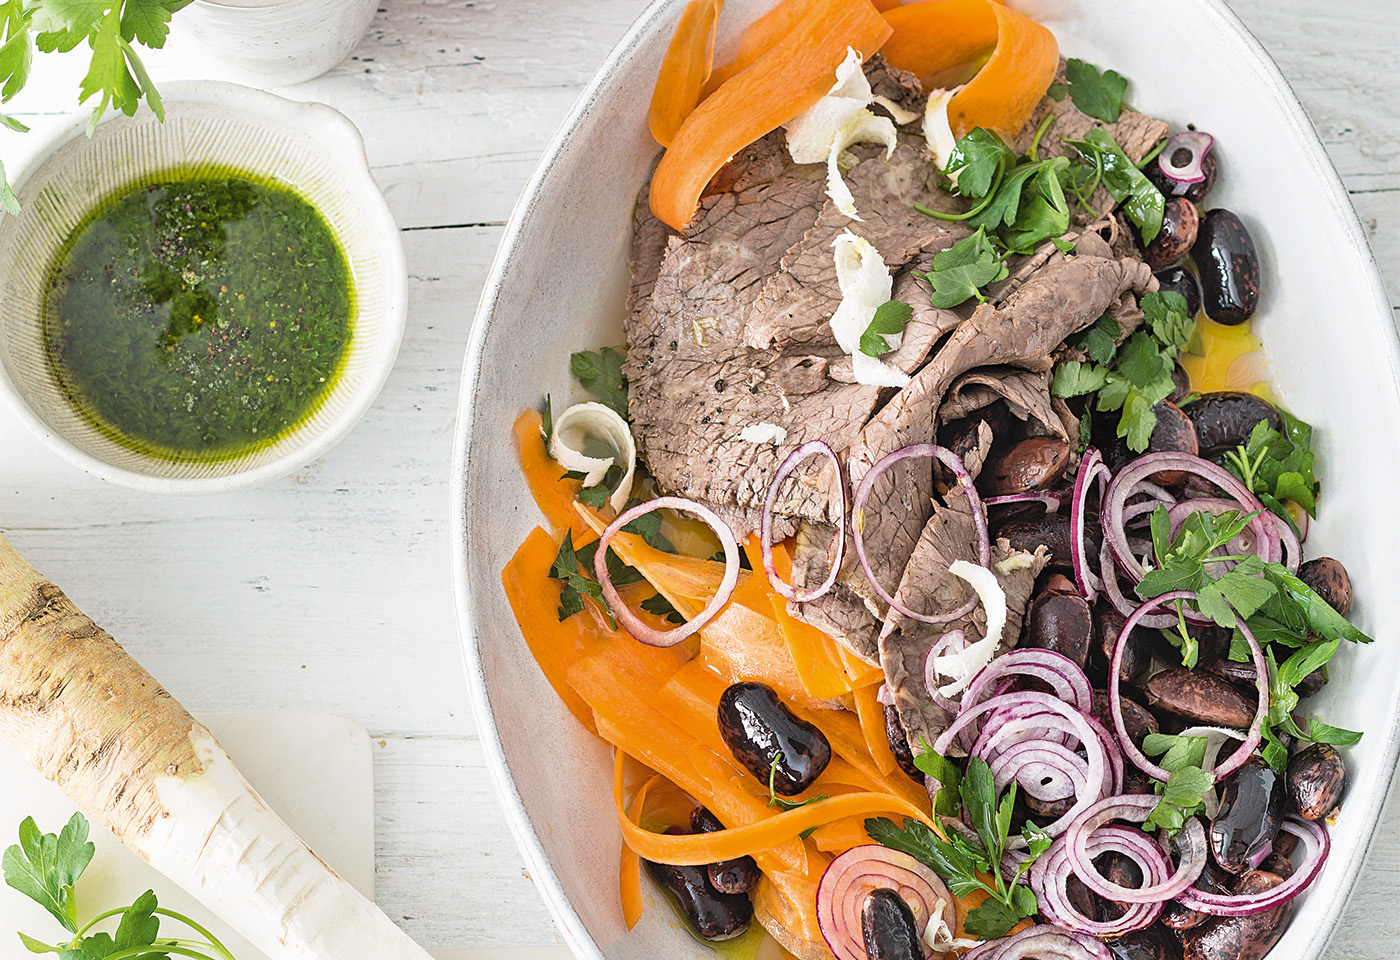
[43,171,353,461]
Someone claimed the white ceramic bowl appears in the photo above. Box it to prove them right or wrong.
[452,2,1400,957]
[0,81,405,493]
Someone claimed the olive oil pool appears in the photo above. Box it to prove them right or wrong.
[43,171,353,461]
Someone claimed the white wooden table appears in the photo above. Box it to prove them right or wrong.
[0,1,1395,955]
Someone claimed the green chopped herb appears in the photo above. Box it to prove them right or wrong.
[1064,129,1165,244]
[860,299,914,357]
[1141,733,1213,835]
[640,592,685,624]
[1063,58,1128,123]
[915,228,1009,309]
[570,346,629,419]
[767,754,829,811]
[1224,411,1319,529]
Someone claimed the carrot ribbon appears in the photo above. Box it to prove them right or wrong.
[649,0,725,147]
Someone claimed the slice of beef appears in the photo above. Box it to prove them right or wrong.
[938,368,1069,441]
[879,488,1047,752]
[744,140,970,352]
[866,53,928,119]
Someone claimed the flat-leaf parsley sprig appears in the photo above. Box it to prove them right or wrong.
[4,812,238,960]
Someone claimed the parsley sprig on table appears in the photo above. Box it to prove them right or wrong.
[866,756,1050,939]
[1052,290,1194,452]
[4,813,237,960]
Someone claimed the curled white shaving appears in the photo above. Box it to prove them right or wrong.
[872,95,921,126]
[737,422,788,445]
[550,401,636,512]
[931,560,1008,697]
[923,87,961,177]
[924,898,982,954]
[786,48,897,220]
[829,231,910,388]
[994,553,1036,575]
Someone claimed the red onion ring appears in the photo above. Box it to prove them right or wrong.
[1064,795,1208,902]
[761,440,847,602]
[1109,592,1266,781]
[962,924,1112,960]
[1030,828,1166,936]
[816,845,953,960]
[594,497,739,646]
[1070,448,1109,601]
[1175,819,1329,916]
[985,492,1062,513]
[960,649,1094,717]
[852,444,989,624]
[1103,453,1281,581]
[1157,130,1215,186]
[1099,541,1175,630]
[936,692,1109,837]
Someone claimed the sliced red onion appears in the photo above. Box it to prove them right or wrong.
[985,492,1063,513]
[1081,712,1125,797]
[960,649,1094,717]
[594,497,739,647]
[1065,795,1208,902]
[1031,828,1166,936]
[1175,819,1329,916]
[761,440,847,602]
[936,691,1109,837]
[962,924,1112,960]
[1103,453,1278,581]
[1275,508,1302,573]
[1070,448,1109,601]
[1109,592,1266,781]
[876,684,894,707]
[1099,541,1175,630]
[1157,130,1215,185]
[816,845,954,960]
[852,444,989,624]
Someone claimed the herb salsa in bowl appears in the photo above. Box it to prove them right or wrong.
[0,81,405,491]
[45,171,354,461]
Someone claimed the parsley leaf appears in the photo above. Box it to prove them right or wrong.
[1225,411,1320,525]
[570,346,629,418]
[1063,58,1128,123]
[865,817,985,897]
[540,394,554,439]
[1141,734,1213,835]
[1051,360,1110,399]
[640,592,685,624]
[912,745,963,818]
[1066,313,1121,365]
[943,127,1016,199]
[860,299,913,357]
[1065,129,1166,244]
[575,464,623,510]
[2,813,94,932]
[620,504,676,553]
[1141,290,1194,355]
[547,531,645,629]
[963,897,1024,940]
[917,228,1008,309]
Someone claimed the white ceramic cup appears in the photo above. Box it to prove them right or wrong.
[175,0,379,87]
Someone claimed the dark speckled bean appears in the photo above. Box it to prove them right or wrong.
[1191,209,1261,325]
[861,889,924,960]
[1020,591,1094,668]
[1287,742,1345,820]
[1298,557,1352,617]
[644,857,753,940]
[1211,757,1285,874]
[1108,925,1181,960]
[1144,668,1256,729]
[717,682,830,796]
[1145,197,1200,269]
[1180,392,1281,459]
[690,808,761,895]
[1182,871,1291,960]
[982,437,1072,496]
[884,704,925,784]
[1155,265,1203,319]
[1093,689,1159,748]
[995,512,1074,571]
[1163,864,1233,931]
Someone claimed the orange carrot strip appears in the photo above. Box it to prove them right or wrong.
[650,0,892,230]
[501,527,602,733]
[881,0,999,90]
[947,0,1057,139]
[618,761,660,930]
[702,0,824,95]
[853,681,900,777]
[752,537,861,700]
[615,764,930,865]
[881,0,1055,139]
[808,815,871,854]
[649,0,724,147]
[512,409,590,542]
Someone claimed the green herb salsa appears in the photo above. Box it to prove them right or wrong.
[43,169,354,461]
